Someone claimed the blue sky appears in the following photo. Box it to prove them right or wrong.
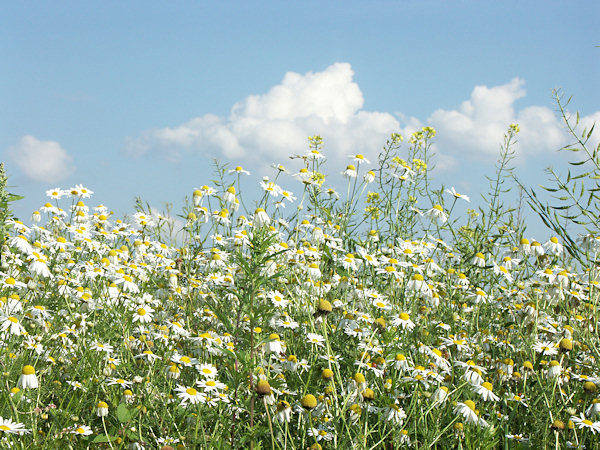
[2,1,599,238]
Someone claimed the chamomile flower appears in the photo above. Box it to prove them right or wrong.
[431,385,450,404]
[342,164,358,178]
[107,377,133,388]
[446,187,470,202]
[18,365,38,389]
[132,305,155,323]
[175,385,206,406]
[454,400,485,426]
[171,353,198,368]
[115,274,139,293]
[544,237,564,256]
[253,208,270,228]
[391,312,415,330]
[306,333,325,347]
[570,413,600,434]
[349,153,370,165]
[46,187,67,199]
[473,382,500,401]
[1,315,26,336]
[275,400,292,423]
[0,416,30,434]
[267,290,289,308]
[71,425,93,436]
[96,401,109,417]
[426,205,448,223]
[228,166,250,175]
[197,364,218,378]
[533,340,559,356]
[196,378,226,392]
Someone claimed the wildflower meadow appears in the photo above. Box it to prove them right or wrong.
[0,92,599,449]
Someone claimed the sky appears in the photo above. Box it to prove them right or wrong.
[2,1,599,239]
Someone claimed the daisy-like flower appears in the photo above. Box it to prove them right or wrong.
[1,315,26,336]
[71,424,93,436]
[0,416,31,435]
[587,399,600,417]
[253,208,270,228]
[547,360,562,379]
[383,403,406,424]
[306,262,321,279]
[308,426,334,442]
[260,179,283,197]
[342,164,358,178]
[507,394,529,408]
[454,400,487,426]
[392,353,411,371]
[426,205,448,223]
[391,312,415,331]
[134,350,161,363]
[175,384,206,406]
[196,378,226,392]
[306,333,325,347]
[533,340,559,356]
[372,297,392,311]
[228,165,250,175]
[407,274,431,296]
[570,413,600,434]
[506,434,529,443]
[197,363,218,378]
[275,400,292,423]
[281,190,296,203]
[115,274,139,293]
[46,187,67,199]
[66,380,84,390]
[29,255,52,278]
[544,237,564,256]
[470,288,488,304]
[473,382,500,401]
[107,377,132,389]
[171,353,198,367]
[364,170,376,183]
[446,187,470,202]
[223,186,236,204]
[267,290,289,308]
[132,305,155,323]
[349,153,370,165]
[493,263,513,283]
[432,385,450,404]
[96,401,109,417]
[70,184,93,198]
[94,342,114,354]
[18,365,38,389]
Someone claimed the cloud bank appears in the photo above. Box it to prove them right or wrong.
[7,135,75,183]
[126,63,599,170]
[126,63,400,164]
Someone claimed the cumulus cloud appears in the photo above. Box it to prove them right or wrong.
[399,78,600,168]
[127,65,600,172]
[126,63,401,165]
[7,135,75,183]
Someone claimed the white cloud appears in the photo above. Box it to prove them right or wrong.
[127,67,600,173]
[7,135,75,183]
[126,63,401,165]
[396,78,599,168]
[427,78,552,163]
